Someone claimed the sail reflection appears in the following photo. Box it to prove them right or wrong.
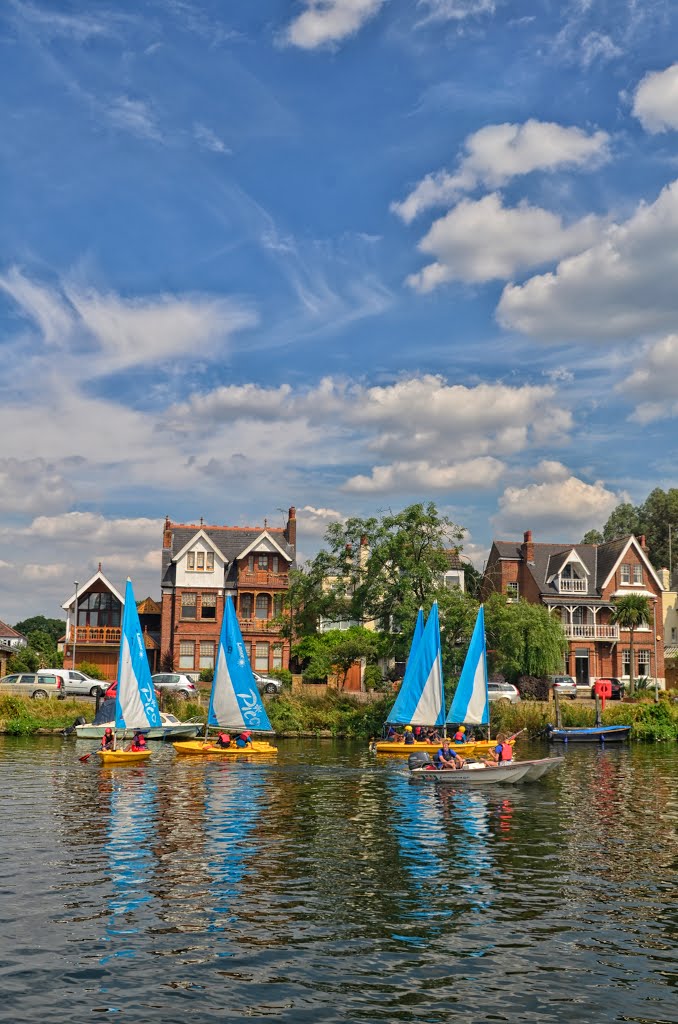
[103,769,158,937]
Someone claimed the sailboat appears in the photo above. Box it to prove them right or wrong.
[375,604,498,756]
[173,596,278,757]
[97,578,161,765]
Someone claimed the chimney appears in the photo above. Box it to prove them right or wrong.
[639,534,647,550]
[659,567,670,590]
[359,534,369,568]
[163,517,173,550]
[522,529,534,563]
[285,506,297,552]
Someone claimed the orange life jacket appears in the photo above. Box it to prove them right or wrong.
[498,742,512,762]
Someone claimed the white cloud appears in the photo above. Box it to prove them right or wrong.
[392,120,609,223]
[0,267,73,344]
[107,96,162,141]
[620,333,678,422]
[343,456,505,494]
[579,32,622,67]
[284,0,385,50]
[416,0,496,22]
[0,458,72,515]
[497,179,678,339]
[193,122,231,154]
[11,2,119,41]
[407,193,602,289]
[633,63,678,133]
[25,512,161,547]
[296,505,345,537]
[531,460,571,482]
[495,475,621,535]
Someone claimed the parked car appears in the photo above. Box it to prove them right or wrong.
[549,675,578,699]
[150,673,198,698]
[39,668,102,698]
[253,672,283,695]
[0,672,65,699]
[590,677,624,700]
[488,681,521,704]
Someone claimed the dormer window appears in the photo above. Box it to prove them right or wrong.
[259,554,269,570]
[186,549,214,572]
[557,563,586,593]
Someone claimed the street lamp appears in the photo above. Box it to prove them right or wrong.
[652,595,659,703]
[72,581,78,671]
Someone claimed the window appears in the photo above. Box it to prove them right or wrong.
[255,594,270,620]
[187,551,195,570]
[506,582,519,602]
[259,554,269,570]
[199,641,215,670]
[248,555,254,573]
[273,594,284,617]
[255,642,269,671]
[621,563,631,584]
[179,641,194,670]
[633,564,642,584]
[77,592,121,628]
[637,650,650,676]
[672,627,677,642]
[240,594,253,619]
[201,592,216,620]
[444,572,461,590]
[206,551,214,572]
[181,592,197,619]
[272,555,279,573]
[197,551,205,570]
[272,644,283,669]
[622,649,631,676]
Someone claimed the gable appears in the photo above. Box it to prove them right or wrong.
[600,536,664,592]
[236,530,294,562]
[173,529,228,565]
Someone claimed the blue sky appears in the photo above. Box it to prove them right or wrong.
[2,0,678,620]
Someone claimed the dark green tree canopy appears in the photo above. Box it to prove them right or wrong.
[585,487,678,572]
[13,615,65,645]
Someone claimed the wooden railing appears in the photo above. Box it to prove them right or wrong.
[563,624,619,640]
[557,578,587,593]
[238,572,289,589]
[239,618,283,635]
[70,626,122,644]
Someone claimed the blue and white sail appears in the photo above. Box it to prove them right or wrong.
[115,578,162,731]
[208,596,274,732]
[387,602,445,726]
[446,605,489,726]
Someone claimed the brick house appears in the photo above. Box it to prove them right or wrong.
[0,620,27,650]
[482,530,665,689]
[160,508,296,679]
[62,566,161,678]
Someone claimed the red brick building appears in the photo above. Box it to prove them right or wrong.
[483,531,665,688]
[160,508,296,678]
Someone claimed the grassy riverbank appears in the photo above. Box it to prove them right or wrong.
[2,692,677,741]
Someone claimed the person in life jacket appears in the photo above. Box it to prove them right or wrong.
[484,732,513,765]
[403,725,415,745]
[235,731,253,748]
[452,725,466,743]
[101,727,115,750]
[434,739,465,770]
[130,731,148,752]
[215,732,231,748]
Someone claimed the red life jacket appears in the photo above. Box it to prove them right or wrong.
[453,731,464,742]
[498,743,512,762]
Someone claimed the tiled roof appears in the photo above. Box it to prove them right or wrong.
[162,524,295,588]
[0,620,26,641]
[136,596,161,615]
[444,549,464,570]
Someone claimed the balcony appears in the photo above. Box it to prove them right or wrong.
[557,578,587,593]
[69,625,122,644]
[563,624,619,640]
[239,618,283,635]
[238,572,289,590]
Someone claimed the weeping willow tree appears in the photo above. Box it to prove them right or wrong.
[484,593,568,682]
[611,593,652,697]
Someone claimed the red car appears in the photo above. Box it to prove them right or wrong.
[590,677,625,700]
[104,681,161,700]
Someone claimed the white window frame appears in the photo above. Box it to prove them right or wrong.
[181,592,197,619]
[621,563,631,584]
[255,642,269,671]
[187,551,195,571]
[179,641,195,670]
[633,564,642,584]
[506,581,519,602]
[199,641,215,670]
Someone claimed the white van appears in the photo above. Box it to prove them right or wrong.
[38,669,103,697]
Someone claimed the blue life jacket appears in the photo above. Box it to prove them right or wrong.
[435,747,456,763]
[404,732,415,744]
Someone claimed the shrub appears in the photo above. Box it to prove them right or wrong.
[77,662,106,681]
[363,665,383,691]
[268,668,293,687]
[517,675,550,701]
[199,668,213,683]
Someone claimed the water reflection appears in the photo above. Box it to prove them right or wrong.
[103,768,158,932]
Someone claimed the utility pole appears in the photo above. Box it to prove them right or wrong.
[72,582,78,671]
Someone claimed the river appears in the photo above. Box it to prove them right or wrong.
[0,737,676,1023]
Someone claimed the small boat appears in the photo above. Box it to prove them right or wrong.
[75,700,201,741]
[374,738,504,756]
[546,724,631,744]
[173,596,278,757]
[516,755,564,780]
[95,578,163,766]
[410,761,533,785]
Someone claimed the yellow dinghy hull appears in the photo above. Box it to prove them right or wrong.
[97,749,152,765]
[373,739,511,756]
[172,739,278,756]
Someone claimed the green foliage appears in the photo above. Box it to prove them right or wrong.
[484,594,568,682]
[586,486,678,571]
[12,616,65,646]
[581,529,604,545]
[268,668,293,687]
[294,627,381,687]
[437,589,480,678]
[362,665,383,691]
[611,593,652,696]
[77,661,106,681]
[199,668,214,683]
[7,647,40,672]
[266,691,393,737]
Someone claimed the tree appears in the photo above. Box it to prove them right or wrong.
[293,627,381,689]
[484,594,568,682]
[581,529,604,545]
[611,593,652,697]
[13,615,65,646]
[284,502,465,652]
[603,503,642,542]
[437,589,480,679]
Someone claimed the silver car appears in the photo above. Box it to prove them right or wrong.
[488,681,521,704]
[151,673,199,699]
[0,672,65,699]
[253,672,283,695]
[549,675,578,699]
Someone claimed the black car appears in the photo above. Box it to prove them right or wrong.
[590,677,624,700]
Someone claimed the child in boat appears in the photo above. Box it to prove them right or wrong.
[434,739,465,770]
[129,730,148,752]
[483,732,513,765]
[452,725,466,743]
[403,726,415,745]
[215,732,231,748]
[235,731,253,748]
[101,727,115,750]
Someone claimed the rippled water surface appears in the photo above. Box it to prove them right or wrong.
[0,737,676,1023]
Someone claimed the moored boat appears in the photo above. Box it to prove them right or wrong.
[173,596,278,758]
[410,761,533,785]
[97,749,152,765]
[75,701,201,741]
[546,724,631,743]
[375,738,502,756]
